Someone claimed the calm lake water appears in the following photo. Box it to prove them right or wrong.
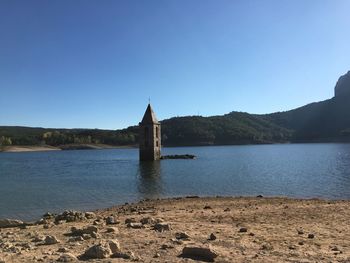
[1,143,350,221]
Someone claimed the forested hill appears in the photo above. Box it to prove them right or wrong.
[1,71,350,147]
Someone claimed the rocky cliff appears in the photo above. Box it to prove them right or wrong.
[335,71,350,98]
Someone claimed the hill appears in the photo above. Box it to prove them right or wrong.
[1,71,350,148]
[262,71,350,141]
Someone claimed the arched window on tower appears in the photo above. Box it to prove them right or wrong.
[156,126,159,138]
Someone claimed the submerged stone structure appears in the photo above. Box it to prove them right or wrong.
[139,104,161,161]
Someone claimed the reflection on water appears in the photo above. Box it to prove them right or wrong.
[137,161,162,200]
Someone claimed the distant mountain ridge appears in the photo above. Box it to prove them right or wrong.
[1,71,350,147]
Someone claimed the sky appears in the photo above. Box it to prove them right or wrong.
[0,0,350,129]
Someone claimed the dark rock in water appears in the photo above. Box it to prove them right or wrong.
[161,154,196,160]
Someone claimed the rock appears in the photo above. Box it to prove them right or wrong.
[161,244,174,250]
[208,233,217,240]
[68,236,84,242]
[57,247,70,253]
[239,227,248,233]
[154,253,160,258]
[111,251,135,260]
[44,235,60,245]
[32,235,45,242]
[155,218,164,223]
[171,238,184,245]
[108,240,121,253]
[125,218,136,224]
[55,211,86,223]
[161,154,196,159]
[331,246,340,251]
[261,243,273,250]
[85,212,96,219]
[140,217,156,225]
[56,253,77,262]
[203,205,212,210]
[80,244,111,259]
[18,242,34,250]
[297,229,304,235]
[154,223,171,232]
[36,218,48,225]
[42,212,55,219]
[308,233,315,239]
[106,227,119,233]
[93,219,103,225]
[175,232,190,240]
[43,223,54,229]
[82,234,91,240]
[71,225,98,236]
[106,216,118,225]
[91,232,100,239]
[223,208,230,212]
[256,195,263,198]
[0,219,24,228]
[80,240,118,259]
[180,246,218,262]
[298,241,304,246]
[127,222,144,229]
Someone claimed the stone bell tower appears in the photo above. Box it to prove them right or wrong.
[139,104,161,161]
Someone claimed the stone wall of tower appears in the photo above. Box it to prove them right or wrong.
[139,122,161,161]
[139,104,161,161]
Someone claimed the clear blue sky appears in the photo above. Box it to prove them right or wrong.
[0,0,349,129]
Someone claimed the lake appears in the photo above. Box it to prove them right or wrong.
[1,143,350,221]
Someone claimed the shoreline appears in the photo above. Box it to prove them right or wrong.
[0,144,137,153]
[1,196,349,262]
[2,141,350,153]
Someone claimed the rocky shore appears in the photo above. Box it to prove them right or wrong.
[0,196,349,262]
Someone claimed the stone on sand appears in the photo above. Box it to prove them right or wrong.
[0,219,24,228]
[80,240,120,259]
[57,253,77,262]
[44,235,60,245]
[180,246,218,262]
[154,222,171,232]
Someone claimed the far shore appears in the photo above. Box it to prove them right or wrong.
[0,196,349,262]
[0,144,137,153]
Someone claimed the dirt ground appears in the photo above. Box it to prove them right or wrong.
[1,196,349,262]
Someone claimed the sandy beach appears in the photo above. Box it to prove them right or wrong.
[0,146,61,153]
[0,196,349,262]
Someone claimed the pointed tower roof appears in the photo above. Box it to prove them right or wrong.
[140,104,159,124]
